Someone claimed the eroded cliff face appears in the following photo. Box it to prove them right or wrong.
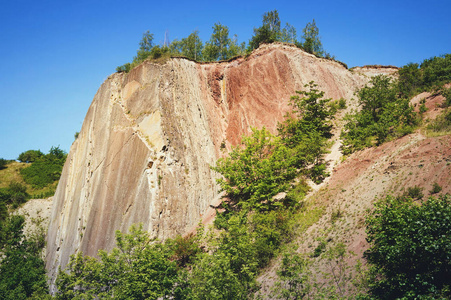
[46,44,397,282]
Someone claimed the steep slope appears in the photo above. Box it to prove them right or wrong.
[45,43,397,282]
[257,92,451,297]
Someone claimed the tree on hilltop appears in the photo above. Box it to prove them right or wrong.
[301,19,324,56]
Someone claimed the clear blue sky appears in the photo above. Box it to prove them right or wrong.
[1,0,450,160]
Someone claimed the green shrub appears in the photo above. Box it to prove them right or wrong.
[212,127,297,211]
[0,215,48,299]
[365,194,451,299]
[17,150,44,163]
[56,224,178,299]
[442,87,451,107]
[167,234,202,268]
[398,54,451,98]
[430,182,442,194]
[20,146,66,189]
[0,158,7,170]
[338,98,347,109]
[0,182,29,208]
[405,185,424,199]
[116,63,131,73]
[426,108,451,133]
[341,75,417,154]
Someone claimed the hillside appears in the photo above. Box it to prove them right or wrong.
[44,43,449,297]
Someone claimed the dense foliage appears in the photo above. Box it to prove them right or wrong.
[212,128,297,211]
[56,224,179,299]
[0,158,8,170]
[278,81,335,182]
[365,194,451,299]
[341,75,417,154]
[17,150,44,163]
[0,182,29,209]
[0,214,49,299]
[398,54,451,97]
[20,146,66,189]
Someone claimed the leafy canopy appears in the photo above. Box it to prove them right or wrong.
[365,194,451,299]
[341,75,417,154]
[301,19,323,56]
[20,146,67,189]
[56,224,178,300]
[0,215,48,299]
[212,127,297,211]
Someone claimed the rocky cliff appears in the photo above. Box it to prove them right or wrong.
[45,43,397,281]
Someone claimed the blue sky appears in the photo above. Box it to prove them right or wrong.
[1,0,450,160]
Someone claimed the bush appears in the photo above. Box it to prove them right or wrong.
[0,182,29,208]
[0,158,7,170]
[56,224,178,299]
[405,185,424,199]
[0,215,48,299]
[20,146,66,189]
[442,87,451,107]
[365,194,451,299]
[398,54,451,98]
[430,182,442,194]
[341,75,417,154]
[17,150,44,163]
[212,127,297,211]
[426,108,451,133]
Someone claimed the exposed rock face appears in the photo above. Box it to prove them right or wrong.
[46,44,397,283]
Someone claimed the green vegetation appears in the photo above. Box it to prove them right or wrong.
[426,108,451,135]
[365,194,451,299]
[20,146,66,189]
[116,10,334,73]
[0,214,49,299]
[17,150,44,163]
[0,158,8,170]
[301,19,324,57]
[56,224,178,299]
[398,54,451,98]
[213,82,335,213]
[0,182,29,209]
[202,23,244,61]
[341,75,417,154]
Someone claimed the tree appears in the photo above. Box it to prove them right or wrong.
[301,19,323,56]
[17,150,44,163]
[398,62,421,98]
[365,194,451,299]
[278,81,335,182]
[56,224,178,299]
[0,215,48,299]
[203,23,232,61]
[341,75,417,154]
[249,10,282,50]
[263,9,281,33]
[133,30,155,63]
[180,30,203,61]
[272,251,311,299]
[212,127,297,211]
[280,23,298,44]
